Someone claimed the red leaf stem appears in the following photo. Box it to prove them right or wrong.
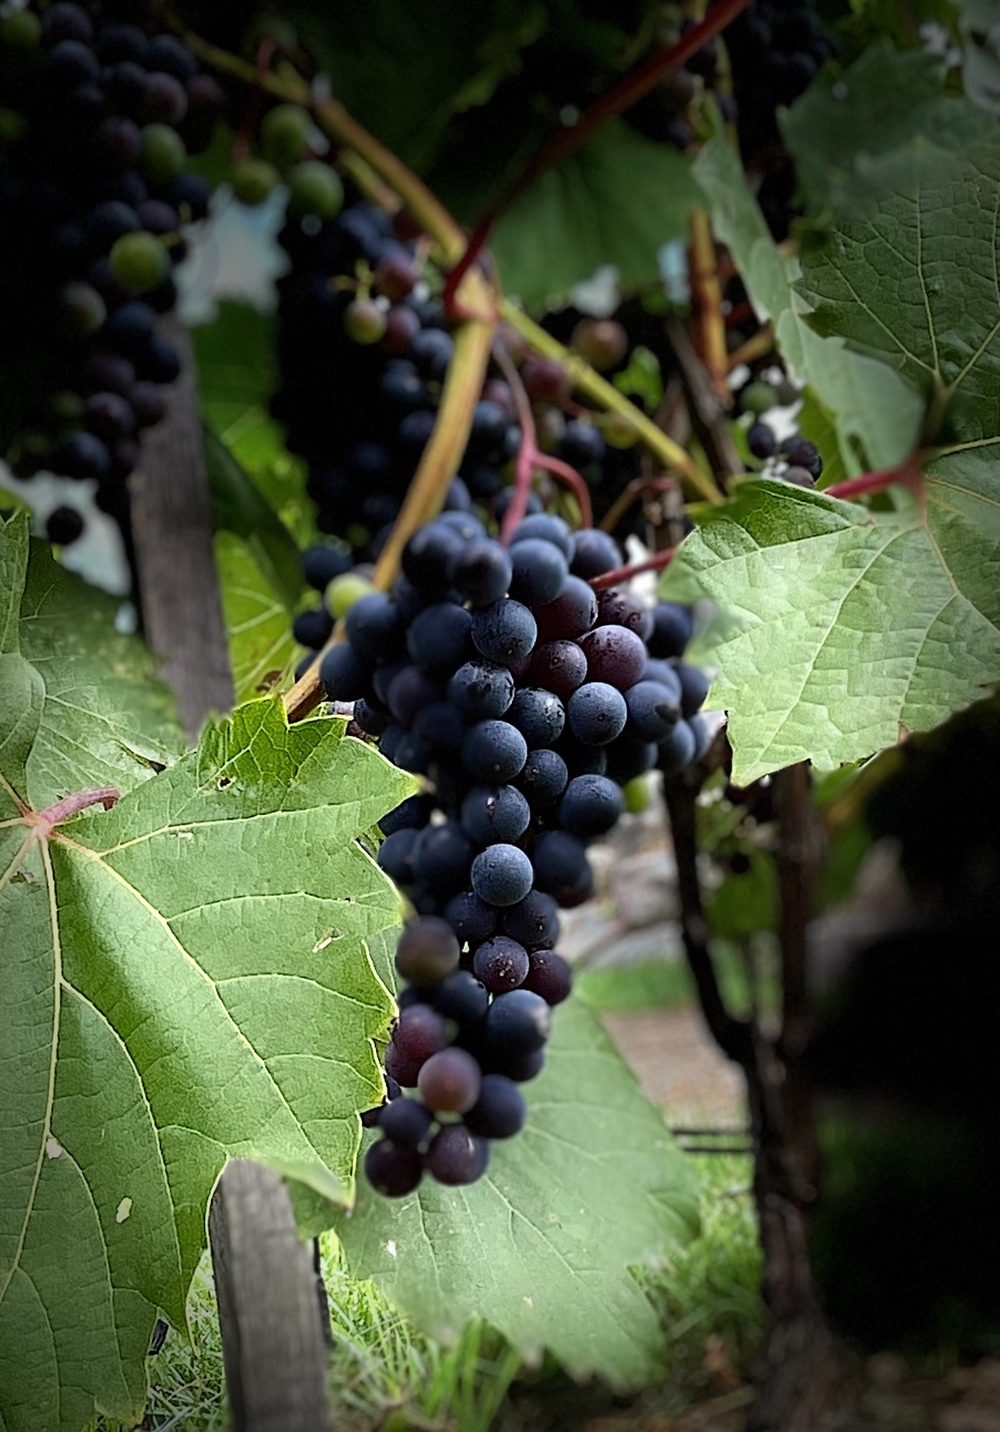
[589,548,676,592]
[33,786,121,833]
[443,0,754,317]
[824,456,925,502]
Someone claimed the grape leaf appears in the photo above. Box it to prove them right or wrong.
[692,130,923,471]
[491,120,700,312]
[795,126,1000,447]
[4,520,182,809]
[335,995,700,1390]
[662,478,1000,784]
[779,43,991,218]
[0,516,417,1431]
[215,530,298,705]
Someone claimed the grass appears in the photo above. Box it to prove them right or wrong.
[89,1154,763,1432]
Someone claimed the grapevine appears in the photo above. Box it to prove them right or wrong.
[2,4,998,1432]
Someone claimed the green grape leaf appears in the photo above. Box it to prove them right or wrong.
[203,428,305,612]
[335,995,700,1390]
[779,43,991,218]
[0,519,417,1431]
[692,130,923,470]
[795,126,1000,447]
[491,120,700,311]
[662,478,1000,784]
[194,301,313,572]
[6,521,182,809]
[215,531,297,705]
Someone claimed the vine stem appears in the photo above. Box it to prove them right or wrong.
[598,476,677,533]
[493,342,592,541]
[179,31,467,263]
[31,787,121,833]
[442,0,755,308]
[688,210,729,397]
[500,301,722,503]
[589,547,675,593]
[823,453,925,502]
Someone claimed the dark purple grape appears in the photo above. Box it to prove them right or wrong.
[417,1047,482,1113]
[647,602,694,659]
[597,588,653,641]
[508,688,565,748]
[462,720,528,784]
[557,774,622,838]
[365,1137,423,1196]
[484,988,551,1057]
[471,600,537,666]
[384,1040,423,1088]
[532,831,590,904]
[523,950,573,1006]
[320,644,371,702]
[394,1004,449,1066]
[578,625,647,688]
[472,935,529,993]
[533,575,598,640]
[503,891,560,951]
[470,843,533,907]
[566,682,628,746]
[659,719,698,772]
[448,660,515,721]
[517,749,569,808]
[527,640,588,700]
[453,540,512,607]
[570,528,621,579]
[464,1075,526,1139]
[45,506,84,545]
[625,680,681,740]
[510,513,573,560]
[425,1124,490,1185]
[406,602,472,673]
[377,827,419,884]
[378,1097,434,1148]
[508,537,569,607]
[748,422,777,460]
[460,785,530,845]
[443,891,497,949]
[394,917,461,984]
[293,606,333,650]
[426,970,490,1024]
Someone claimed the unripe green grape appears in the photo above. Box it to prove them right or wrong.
[343,298,387,346]
[623,774,652,814]
[740,380,779,416]
[231,157,280,206]
[287,160,343,220]
[109,232,170,293]
[571,317,628,371]
[326,571,373,619]
[60,282,106,337]
[1,10,41,48]
[260,103,310,169]
[602,411,640,449]
[139,123,187,185]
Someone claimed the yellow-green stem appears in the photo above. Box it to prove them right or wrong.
[180,32,465,260]
[501,301,722,503]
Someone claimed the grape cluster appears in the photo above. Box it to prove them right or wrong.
[738,375,824,488]
[726,1,835,239]
[318,511,710,1195]
[0,1,222,542]
[272,190,524,560]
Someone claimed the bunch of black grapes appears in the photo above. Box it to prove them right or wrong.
[737,373,824,487]
[725,1,835,239]
[272,190,521,561]
[0,1,223,546]
[316,509,711,1194]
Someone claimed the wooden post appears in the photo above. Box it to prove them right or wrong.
[128,317,235,738]
[209,1161,332,1432]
